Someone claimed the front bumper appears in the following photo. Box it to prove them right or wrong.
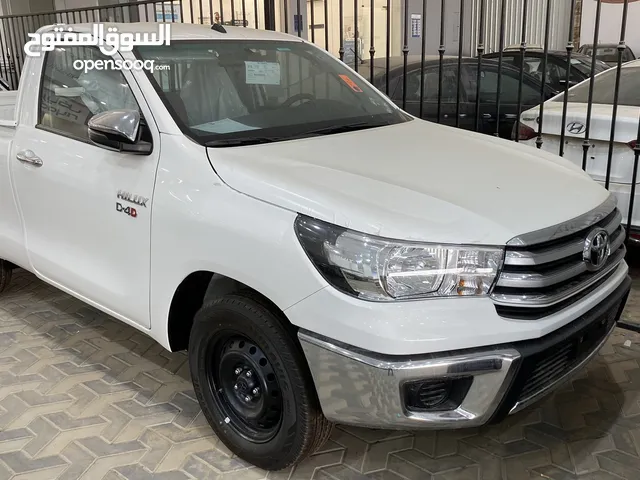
[299,275,631,429]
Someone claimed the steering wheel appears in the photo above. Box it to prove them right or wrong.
[280,93,316,108]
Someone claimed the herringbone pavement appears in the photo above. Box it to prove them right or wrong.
[0,269,640,479]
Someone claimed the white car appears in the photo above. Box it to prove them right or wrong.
[517,59,640,238]
[0,22,631,470]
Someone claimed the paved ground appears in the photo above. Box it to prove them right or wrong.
[1,268,640,480]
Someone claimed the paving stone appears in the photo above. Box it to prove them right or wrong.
[0,267,639,478]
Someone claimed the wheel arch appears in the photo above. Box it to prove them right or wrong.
[167,270,290,352]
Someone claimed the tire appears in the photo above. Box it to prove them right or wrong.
[188,292,333,470]
[0,260,11,293]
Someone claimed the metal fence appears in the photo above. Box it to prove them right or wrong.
[0,0,638,242]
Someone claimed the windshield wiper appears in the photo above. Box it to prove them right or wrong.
[205,122,390,148]
[288,122,389,139]
[205,136,280,147]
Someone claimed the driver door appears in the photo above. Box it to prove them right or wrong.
[11,46,160,328]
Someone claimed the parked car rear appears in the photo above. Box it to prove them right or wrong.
[516,59,640,235]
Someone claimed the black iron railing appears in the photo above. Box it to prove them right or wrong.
[0,0,276,89]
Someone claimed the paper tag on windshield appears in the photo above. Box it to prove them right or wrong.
[338,74,363,92]
[245,61,281,85]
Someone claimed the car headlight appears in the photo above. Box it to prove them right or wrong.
[295,215,504,301]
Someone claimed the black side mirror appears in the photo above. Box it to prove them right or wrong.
[88,109,153,155]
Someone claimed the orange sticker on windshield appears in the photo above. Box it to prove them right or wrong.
[339,74,363,92]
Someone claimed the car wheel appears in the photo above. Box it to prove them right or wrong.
[188,292,333,470]
[0,260,11,293]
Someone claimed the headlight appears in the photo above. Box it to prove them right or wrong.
[295,215,504,301]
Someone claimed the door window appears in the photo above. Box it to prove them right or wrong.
[523,56,568,90]
[466,66,540,104]
[523,56,570,91]
[38,46,141,142]
[394,65,463,103]
[522,56,543,82]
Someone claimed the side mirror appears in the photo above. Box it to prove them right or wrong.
[88,109,153,155]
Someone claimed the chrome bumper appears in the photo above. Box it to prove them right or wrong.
[299,275,630,430]
[299,331,520,429]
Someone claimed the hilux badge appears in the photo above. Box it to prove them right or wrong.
[117,190,149,208]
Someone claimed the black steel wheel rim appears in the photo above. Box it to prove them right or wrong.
[206,332,283,443]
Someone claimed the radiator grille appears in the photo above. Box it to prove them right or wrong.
[492,207,625,320]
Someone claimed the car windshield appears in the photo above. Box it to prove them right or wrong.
[553,63,640,106]
[569,54,610,75]
[581,46,622,64]
[136,40,410,146]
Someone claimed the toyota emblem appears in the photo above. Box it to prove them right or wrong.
[583,228,610,271]
[567,121,586,135]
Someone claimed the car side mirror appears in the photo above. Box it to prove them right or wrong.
[88,109,153,155]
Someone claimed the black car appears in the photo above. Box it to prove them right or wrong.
[484,49,610,94]
[364,56,555,138]
[577,43,636,67]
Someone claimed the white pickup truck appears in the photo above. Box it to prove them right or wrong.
[0,22,631,470]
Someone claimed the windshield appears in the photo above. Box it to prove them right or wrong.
[136,40,410,146]
[569,54,610,75]
[553,63,640,106]
[581,46,625,64]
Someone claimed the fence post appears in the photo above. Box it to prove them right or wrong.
[264,0,276,29]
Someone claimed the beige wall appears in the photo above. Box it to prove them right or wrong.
[2,0,403,62]
[169,0,402,60]
[580,0,640,55]
[305,0,401,61]
[180,0,263,27]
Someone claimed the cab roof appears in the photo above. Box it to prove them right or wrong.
[39,22,304,43]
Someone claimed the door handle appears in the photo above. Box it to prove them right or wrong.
[458,114,468,118]
[504,113,518,119]
[482,113,493,119]
[16,150,43,167]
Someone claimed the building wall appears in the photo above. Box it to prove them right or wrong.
[55,0,98,9]
[0,0,577,67]
[1,0,55,15]
[472,0,571,55]
[379,0,571,62]
[402,0,473,57]
[580,0,640,55]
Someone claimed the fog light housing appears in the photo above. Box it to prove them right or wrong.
[403,377,474,412]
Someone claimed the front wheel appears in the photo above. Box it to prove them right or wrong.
[188,293,333,470]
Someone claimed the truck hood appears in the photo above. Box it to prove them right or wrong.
[207,119,610,245]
